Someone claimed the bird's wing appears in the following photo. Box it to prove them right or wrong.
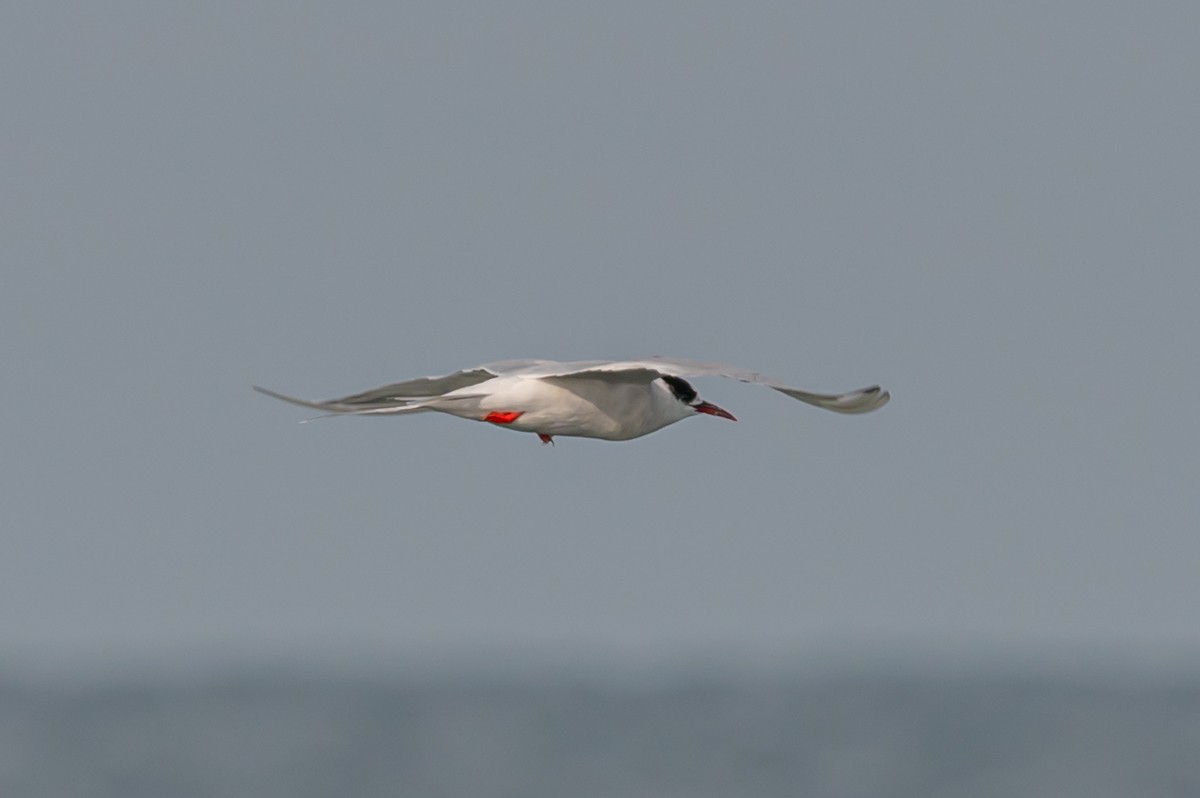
[253,365,503,415]
[497,357,890,414]
[645,356,889,414]
[485,359,667,385]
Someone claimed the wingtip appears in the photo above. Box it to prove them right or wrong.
[252,385,327,411]
[848,385,890,413]
[252,385,288,401]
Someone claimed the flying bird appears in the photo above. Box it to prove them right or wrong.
[254,356,889,445]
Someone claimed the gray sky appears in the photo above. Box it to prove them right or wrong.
[4,2,1198,671]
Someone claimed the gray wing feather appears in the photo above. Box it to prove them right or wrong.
[253,366,500,415]
[490,356,890,414]
[643,356,890,414]
[252,385,432,415]
[317,368,499,404]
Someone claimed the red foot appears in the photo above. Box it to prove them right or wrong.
[538,433,554,446]
[483,411,523,424]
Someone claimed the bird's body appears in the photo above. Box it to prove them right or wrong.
[433,373,694,440]
[255,356,889,444]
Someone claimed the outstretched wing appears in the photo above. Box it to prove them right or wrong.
[489,356,890,414]
[253,365,502,415]
[644,356,890,414]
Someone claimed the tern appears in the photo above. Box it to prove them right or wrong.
[254,356,889,444]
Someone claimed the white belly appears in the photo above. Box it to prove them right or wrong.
[436,377,689,440]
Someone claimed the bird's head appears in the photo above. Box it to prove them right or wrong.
[660,375,737,422]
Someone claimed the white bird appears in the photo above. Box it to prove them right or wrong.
[254,356,889,445]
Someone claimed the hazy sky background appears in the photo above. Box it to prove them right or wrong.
[3,2,1197,672]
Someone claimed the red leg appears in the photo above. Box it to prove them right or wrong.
[538,433,554,446]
